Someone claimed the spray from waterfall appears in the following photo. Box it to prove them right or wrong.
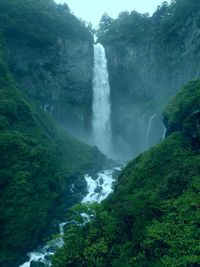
[92,43,112,156]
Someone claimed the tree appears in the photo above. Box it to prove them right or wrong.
[97,13,113,39]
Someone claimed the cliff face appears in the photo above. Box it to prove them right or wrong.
[0,0,94,143]
[105,45,165,159]
[6,37,93,141]
[99,1,200,159]
[105,35,200,158]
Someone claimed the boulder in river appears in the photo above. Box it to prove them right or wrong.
[94,186,103,193]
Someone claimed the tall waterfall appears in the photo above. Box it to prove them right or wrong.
[92,43,112,156]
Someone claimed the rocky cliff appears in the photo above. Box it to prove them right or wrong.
[6,38,93,140]
[1,0,94,142]
[98,0,200,159]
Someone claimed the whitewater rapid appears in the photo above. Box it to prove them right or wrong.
[19,42,118,267]
[19,166,122,267]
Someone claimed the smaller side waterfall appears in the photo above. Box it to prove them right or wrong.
[145,113,157,149]
[162,126,167,140]
[92,43,112,156]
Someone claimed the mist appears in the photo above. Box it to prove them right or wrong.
[1,1,200,266]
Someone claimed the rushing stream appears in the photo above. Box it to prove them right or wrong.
[19,166,122,267]
[19,42,119,267]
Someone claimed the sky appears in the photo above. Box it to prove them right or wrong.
[55,0,169,28]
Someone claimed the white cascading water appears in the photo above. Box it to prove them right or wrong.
[19,43,120,267]
[19,165,123,267]
[145,113,156,149]
[92,43,112,156]
[162,126,167,140]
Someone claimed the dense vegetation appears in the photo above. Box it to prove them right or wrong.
[97,0,200,88]
[1,0,200,266]
[98,0,200,48]
[164,80,200,139]
[52,80,200,267]
[97,0,200,98]
[0,0,93,47]
[0,16,104,267]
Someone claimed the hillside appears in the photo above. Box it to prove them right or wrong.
[1,0,200,266]
[52,80,200,267]
[0,5,106,267]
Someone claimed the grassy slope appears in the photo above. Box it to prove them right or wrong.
[52,80,200,267]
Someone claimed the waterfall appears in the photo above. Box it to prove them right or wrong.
[162,126,167,140]
[92,43,112,156]
[145,113,156,149]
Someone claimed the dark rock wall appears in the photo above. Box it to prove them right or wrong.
[6,37,94,142]
[104,19,200,159]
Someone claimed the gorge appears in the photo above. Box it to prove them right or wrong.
[19,42,118,267]
[0,0,200,267]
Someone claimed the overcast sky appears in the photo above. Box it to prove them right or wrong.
[55,0,169,28]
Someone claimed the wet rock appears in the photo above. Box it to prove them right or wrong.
[99,177,104,185]
[45,246,55,253]
[45,253,54,261]
[112,180,118,189]
[30,261,45,267]
[112,169,121,180]
[7,38,93,140]
[92,173,99,180]
[94,186,103,193]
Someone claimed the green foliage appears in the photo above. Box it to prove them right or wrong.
[52,203,117,267]
[0,2,98,266]
[143,176,200,266]
[153,0,200,43]
[97,13,114,39]
[53,80,200,266]
[0,35,13,87]
[0,86,105,266]
[164,80,200,137]
[97,10,151,45]
[98,0,200,61]
[0,0,92,47]
[0,84,59,265]
[0,56,105,267]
